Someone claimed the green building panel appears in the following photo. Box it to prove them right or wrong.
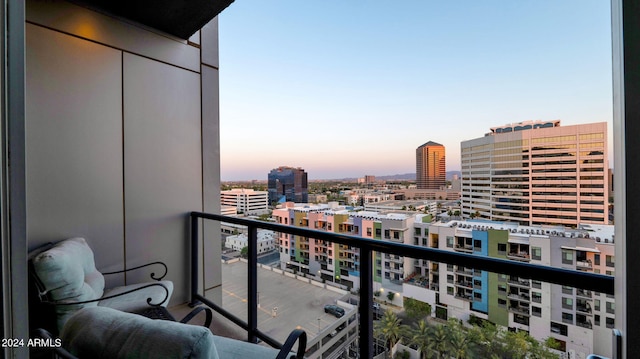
[487,229,509,326]
[293,211,306,262]
[373,222,382,282]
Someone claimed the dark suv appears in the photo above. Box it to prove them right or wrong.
[324,304,345,318]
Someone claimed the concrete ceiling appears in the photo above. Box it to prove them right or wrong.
[73,0,235,39]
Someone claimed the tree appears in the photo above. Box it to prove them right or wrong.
[387,291,395,302]
[240,246,248,258]
[409,319,431,359]
[446,319,471,359]
[427,324,449,359]
[403,297,431,319]
[503,330,531,359]
[544,337,563,351]
[374,310,408,356]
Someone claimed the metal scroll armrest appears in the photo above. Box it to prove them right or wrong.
[41,282,170,307]
[102,261,168,281]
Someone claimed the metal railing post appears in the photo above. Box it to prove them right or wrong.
[359,247,373,359]
[248,225,258,343]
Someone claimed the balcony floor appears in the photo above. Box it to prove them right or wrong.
[169,303,246,341]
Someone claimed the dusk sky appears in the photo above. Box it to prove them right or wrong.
[218,1,612,181]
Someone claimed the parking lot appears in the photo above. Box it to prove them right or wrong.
[221,261,349,342]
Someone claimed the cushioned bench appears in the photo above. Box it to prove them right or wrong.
[61,307,306,359]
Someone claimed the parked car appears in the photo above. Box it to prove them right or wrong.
[324,304,345,318]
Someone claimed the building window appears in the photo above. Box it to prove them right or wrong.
[447,274,454,284]
[562,297,573,309]
[532,247,542,260]
[375,228,381,237]
[473,240,481,251]
[414,228,421,236]
[532,280,542,289]
[498,284,507,294]
[328,223,332,231]
[562,312,573,324]
[595,299,601,311]
[562,286,573,295]
[606,302,615,314]
[561,250,574,264]
[497,243,506,254]
[594,253,600,265]
[473,292,482,301]
[532,306,542,317]
[498,298,507,308]
[384,230,390,239]
[446,236,454,248]
[447,286,454,295]
[532,292,541,303]
[367,228,372,236]
[606,255,614,267]
[551,322,568,336]
[606,317,615,329]
[498,274,507,282]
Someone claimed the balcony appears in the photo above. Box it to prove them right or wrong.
[577,289,593,299]
[576,259,593,271]
[508,277,531,288]
[509,306,530,316]
[454,243,474,253]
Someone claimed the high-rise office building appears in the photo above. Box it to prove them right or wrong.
[416,141,446,189]
[268,166,308,203]
[460,120,609,226]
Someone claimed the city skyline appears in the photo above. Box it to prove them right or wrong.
[219,0,612,181]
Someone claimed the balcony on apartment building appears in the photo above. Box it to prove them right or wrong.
[454,237,474,253]
[507,243,531,261]
[8,1,640,359]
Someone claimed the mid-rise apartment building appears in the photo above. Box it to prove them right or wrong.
[272,203,414,291]
[272,200,615,358]
[461,120,609,226]
[404,220,615,358]
[220,188,269,215]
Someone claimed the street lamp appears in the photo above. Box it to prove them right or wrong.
[317,318,321,333]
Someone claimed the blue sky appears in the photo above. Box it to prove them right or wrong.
[218,0,612,181]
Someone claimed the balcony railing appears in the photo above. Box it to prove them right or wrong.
[189,212,614,358]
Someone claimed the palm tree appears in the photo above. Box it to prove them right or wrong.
[503,330,530,359]
[447,320,471,359]
[374,310,406,356]
[409,319,431,359]
[427,324,449,359]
